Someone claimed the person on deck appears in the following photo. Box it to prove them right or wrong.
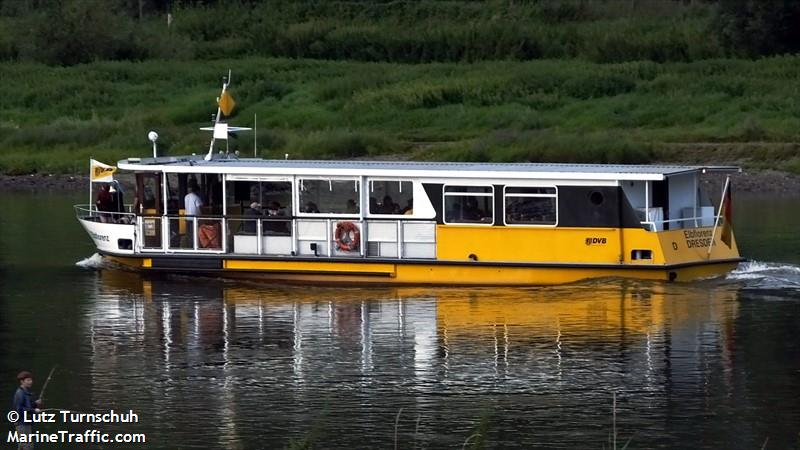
[183,184,204,247]
[11,371,41,450]
[184,184,203,216]
[109,183,125,213]
[95,184,113,222]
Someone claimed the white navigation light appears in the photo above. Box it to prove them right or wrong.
[148,130,159,158]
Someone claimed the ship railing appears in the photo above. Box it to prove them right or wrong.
[226,217,436,259]
[641,214,724,232]
[74,204,136,224]
[137,214,227,253]
[135,214,437,259]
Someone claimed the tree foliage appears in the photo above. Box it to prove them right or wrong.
[2,1,799,66]
[713,0,800,57]
[18,0,140,65]
[1,0,723,65]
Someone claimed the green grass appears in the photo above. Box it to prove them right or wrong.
[1,0,723,65]
[1,56,799,173]
[0,0,796,174]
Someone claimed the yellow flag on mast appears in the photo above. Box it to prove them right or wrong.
[218,90,236,116]
[90,159,116,182]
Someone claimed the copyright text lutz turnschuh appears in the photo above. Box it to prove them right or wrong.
[7,409,146,445]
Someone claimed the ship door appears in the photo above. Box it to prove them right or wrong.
[652,179,668,230]
[136,173,164,249]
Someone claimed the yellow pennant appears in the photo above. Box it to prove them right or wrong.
[218,90,236,116]
[90,159,116,182]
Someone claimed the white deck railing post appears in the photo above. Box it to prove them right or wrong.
[707,176,730,258]
[193,218,199,251]
[257,219,262,255]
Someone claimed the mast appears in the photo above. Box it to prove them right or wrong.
[204,69,232,161]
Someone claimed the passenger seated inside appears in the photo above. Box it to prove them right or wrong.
[381,195,397,214]
[303,201,319,213]
[242,202,262,233]
[446,201,462,222]
[463,197,482,221]
[345,199,358,214]
[402,199,413,215]
[369,197,379,214]
[264,201,290,235]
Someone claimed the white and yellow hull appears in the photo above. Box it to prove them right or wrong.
[99,224,742,285]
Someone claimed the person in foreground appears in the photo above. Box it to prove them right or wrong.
[11,371,41,450]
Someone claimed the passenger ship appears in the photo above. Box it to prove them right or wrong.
[76,77,743,285]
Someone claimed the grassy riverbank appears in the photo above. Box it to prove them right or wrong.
[1,56,799,174]
[1,0,799,175]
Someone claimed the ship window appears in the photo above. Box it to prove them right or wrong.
[225,180,292,216]
[443,185,494,225]
[504,186,557,226]
[138,174,160,211]
[299,179,359,215]
[590,191,604,206]
[368,180,413,215]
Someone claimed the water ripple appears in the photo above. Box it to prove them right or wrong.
[727,260,800,290]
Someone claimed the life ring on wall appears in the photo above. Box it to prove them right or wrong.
[335,221,360,252]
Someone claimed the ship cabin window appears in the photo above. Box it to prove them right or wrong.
[368,180,413,216]
[299,179,360,215]
[504,186,557,226]
[443,185,494,225]
[150,172,225,216]
[225,180,292,216]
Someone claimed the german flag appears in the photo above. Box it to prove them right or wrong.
[720,180,733,248]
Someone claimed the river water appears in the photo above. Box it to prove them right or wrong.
[1,193,799,449]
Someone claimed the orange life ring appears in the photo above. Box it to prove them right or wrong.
[335,221,360,252]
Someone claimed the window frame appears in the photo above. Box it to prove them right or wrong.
[296,177,361,218]
[502,185,559,227]
[225,178,294,217]
[442,184,495,226]
[366,178,415,218]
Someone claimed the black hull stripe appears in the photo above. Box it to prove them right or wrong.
[99,251,745,271]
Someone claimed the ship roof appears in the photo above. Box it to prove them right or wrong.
[117,156,739,181]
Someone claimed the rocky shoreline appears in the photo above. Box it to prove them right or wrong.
[1,168,798,195]
[0,173,90,192]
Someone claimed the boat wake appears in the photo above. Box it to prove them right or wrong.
[75,253,106,270]
[726,261,800,290]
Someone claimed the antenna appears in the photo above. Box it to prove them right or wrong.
[254,112,257,158]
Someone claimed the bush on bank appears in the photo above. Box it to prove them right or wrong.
[1,56,799,174]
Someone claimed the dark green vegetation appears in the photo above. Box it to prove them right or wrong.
[0,0,799,174]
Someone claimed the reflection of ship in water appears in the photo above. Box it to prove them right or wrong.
[87,271,740,446]
[90,271,740,376]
